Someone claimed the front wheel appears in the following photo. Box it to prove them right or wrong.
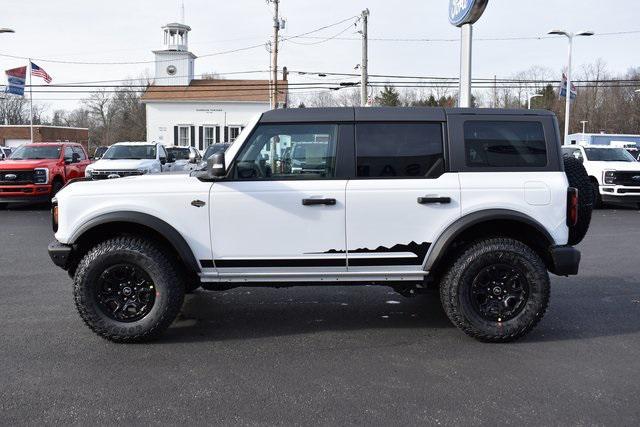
[73,236,185,343]
[440,238,550,343]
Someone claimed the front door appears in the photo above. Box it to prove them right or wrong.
[210,122,348,276]
[345,122,461,271]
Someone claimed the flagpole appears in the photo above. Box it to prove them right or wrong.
[28,59,33,143]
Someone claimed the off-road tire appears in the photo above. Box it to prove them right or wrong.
[50,179,64,201]
[440,238,550,343]
[563,156,593,245]
[73,236,185,343]
[0,203,7,210]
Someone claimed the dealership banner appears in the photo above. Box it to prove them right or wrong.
[5,66,27,97]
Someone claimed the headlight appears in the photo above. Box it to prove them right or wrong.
[34,168,49,184]
[603,170,616,185]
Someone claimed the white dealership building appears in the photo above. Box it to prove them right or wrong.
[141,20,287,151]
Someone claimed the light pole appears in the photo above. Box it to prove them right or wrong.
[580,120,588,134]
[528,94,543,109]
[547,29,594,141]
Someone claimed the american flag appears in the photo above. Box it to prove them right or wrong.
[30,62,52,84]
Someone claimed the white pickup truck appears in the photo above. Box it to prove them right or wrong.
[562,145,640,208]
[84,142,173,179]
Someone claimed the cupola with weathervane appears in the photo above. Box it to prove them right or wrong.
[153,12,196,86]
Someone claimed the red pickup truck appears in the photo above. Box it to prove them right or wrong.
[0,142,91,208]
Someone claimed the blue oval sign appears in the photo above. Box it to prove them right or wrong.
[449,0,489,27]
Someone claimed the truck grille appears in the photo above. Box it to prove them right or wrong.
[0,170,34,185]
[90,170,144,180]
[612,171,640,187]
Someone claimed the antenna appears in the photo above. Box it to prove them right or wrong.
[178,0,185,23]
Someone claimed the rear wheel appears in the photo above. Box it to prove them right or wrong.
[0,203,7,210]
[73,236,185,343]
[440,238,550,343]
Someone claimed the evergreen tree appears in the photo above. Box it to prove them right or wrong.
[375,85,401,106]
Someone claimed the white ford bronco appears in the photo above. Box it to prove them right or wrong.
[48,108,591,343]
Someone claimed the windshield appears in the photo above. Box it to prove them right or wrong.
[203,144,229,159]
[102,145,156,160]
[167,147,190,160]
[10,145,61,160]
[584,148,636,162]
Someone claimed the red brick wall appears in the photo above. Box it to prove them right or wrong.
[0,126,89,152]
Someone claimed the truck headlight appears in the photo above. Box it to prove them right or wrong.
[34,168,49,184]
[603,170,616,185]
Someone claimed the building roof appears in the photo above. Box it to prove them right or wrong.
[141,79,288,103]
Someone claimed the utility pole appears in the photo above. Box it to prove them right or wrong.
[360,9,369,107]
[282,66,289,108]
[269,0,280,109]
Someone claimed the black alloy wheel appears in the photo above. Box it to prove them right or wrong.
[95,264,156,322]
[469,264,529,322]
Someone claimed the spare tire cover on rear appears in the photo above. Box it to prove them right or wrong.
[563,156,593,245]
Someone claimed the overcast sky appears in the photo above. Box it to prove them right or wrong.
[2,0,640,110]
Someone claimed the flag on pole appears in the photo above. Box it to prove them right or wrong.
[4,66,27,96]
[30,62,52,83]
[559,72,576,100]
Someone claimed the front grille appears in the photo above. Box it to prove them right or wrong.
[612,171,640,187]
[0,170,34,185]
[90,170,144,180]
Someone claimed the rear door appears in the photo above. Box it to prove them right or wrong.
[345,121,461,271]
[209,122,351,275]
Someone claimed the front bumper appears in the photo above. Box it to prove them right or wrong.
[600,185,640,202]
[549,246,581,276]
[0,184,51,203]
[48,241,73,270]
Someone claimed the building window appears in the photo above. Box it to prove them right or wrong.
[178,126,190,147]
[204,126,217,147]
[228,125,242,142]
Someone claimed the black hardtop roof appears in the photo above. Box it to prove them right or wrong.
[259,107,555,123]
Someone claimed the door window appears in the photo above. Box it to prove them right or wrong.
[72,146,87,160]
[355,123,444,178]
[464,121,547,167]
[64,147,74,162]
[233,124,338,180]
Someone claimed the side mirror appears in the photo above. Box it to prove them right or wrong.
[72,153,81,163]
[189,152,197,164]
[207,152,226,178]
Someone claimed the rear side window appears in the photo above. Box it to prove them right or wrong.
[356,123,444,178]
[464,121,547,168]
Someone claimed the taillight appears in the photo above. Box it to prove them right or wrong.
[567,187,578,227]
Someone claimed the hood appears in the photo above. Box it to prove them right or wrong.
[58,172,207,198]
[88,158,157,171]
[597,162,640,171]
[0,159,58,170]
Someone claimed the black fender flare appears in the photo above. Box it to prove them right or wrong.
[69,211,201,274]
[424,209,555,271]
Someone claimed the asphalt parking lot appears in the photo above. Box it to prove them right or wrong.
[1,206,639,425]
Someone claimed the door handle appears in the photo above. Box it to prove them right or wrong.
[302,198,337,206]
[417,196,451,204]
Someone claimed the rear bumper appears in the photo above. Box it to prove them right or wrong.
[48,241,73,270]
[549,246,581,276]
[0,184,51,203]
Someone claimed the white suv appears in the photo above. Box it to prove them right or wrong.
[84,142,172,179]
[165,146,202,172]
[562,145,640,208]
[48,108,591,343]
